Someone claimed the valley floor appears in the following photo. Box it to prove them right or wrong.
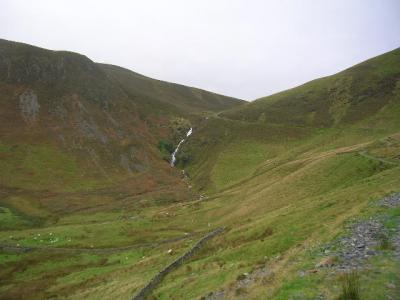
[1,127,400,300]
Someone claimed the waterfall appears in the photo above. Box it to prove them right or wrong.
[170,127,192,166]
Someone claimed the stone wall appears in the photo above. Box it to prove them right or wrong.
[132,227,224,300]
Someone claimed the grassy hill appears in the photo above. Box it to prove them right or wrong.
[0,38,243,218]
[100,63,244,116]
[222,48,400,127]
[1,41,400,300]
[181,48,400,192]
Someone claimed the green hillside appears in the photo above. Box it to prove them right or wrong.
[222,48,400,127]
[182,48,400,192]
[100,63,244,115]
[0,38,243,215]
[1,41,400,300]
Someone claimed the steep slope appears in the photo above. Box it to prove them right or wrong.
[138,48,400,299]
[100,64,244,116]
[181,48,400,191]
[0,39,166,192]
[0,39,243,217]
[222,48,400,127]
[1,43,400,300]
[100,63,244,160]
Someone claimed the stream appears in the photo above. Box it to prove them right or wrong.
[170,127,192,166]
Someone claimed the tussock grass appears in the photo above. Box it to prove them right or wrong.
[337,271,361,300]
[378,233,394,251]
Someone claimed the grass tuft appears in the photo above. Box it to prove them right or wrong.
[337,271,361,300]
[378,233,394,250]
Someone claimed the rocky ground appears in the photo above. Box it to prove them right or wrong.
[320,218,386,271]
[202,193,400,299]
[316,193,400,272]
[202,266,273,300]
[380,193,400,208]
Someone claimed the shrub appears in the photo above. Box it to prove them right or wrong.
[158,139,174,154]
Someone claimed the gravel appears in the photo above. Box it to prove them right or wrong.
[319,193,400,271]
[328,218,386,271]
[379,193,400,208]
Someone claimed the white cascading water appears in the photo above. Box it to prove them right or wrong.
[170,127,193,166]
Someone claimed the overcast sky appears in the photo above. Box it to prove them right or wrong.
[1,0,399,100]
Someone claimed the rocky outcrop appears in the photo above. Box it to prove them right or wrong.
[19,89,40,124]
[318,193,400,271]
[380,193,400,208]
[323,218,385,271]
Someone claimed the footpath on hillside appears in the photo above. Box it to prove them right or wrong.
[202,193,400,300]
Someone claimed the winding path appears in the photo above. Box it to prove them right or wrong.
[358,150,399,166]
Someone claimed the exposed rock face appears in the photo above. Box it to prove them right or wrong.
[0,38,243,209]
[120,154,133,175]
[19,90,40,124]
[75,114,108,144]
